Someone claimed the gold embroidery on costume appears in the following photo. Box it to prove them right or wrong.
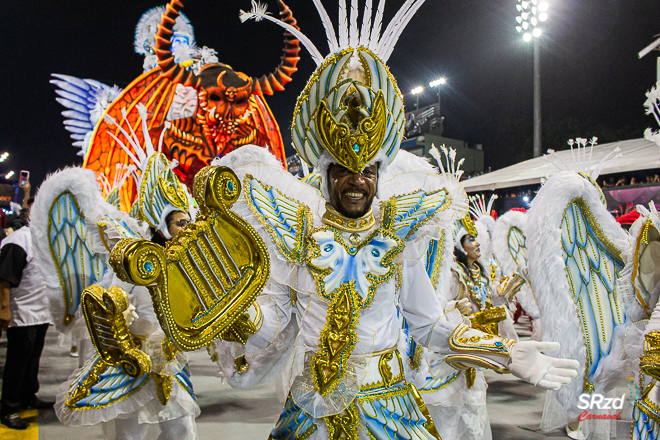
[312,282,360,396]
[66,360,111,407]
[408,384,442,439]
[154,374,173,406]
[324,401,360,440]
[466,367,476,389]
[244,175,312,263]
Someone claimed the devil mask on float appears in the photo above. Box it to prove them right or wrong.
[154,0,300,179]
[83,0,300,211]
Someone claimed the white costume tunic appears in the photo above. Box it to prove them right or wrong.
[213,147,517,439]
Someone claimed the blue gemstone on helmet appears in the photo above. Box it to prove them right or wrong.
[353,144,360,152]
[494,341,503,348]
[371,249,380,257]
[324,244,333,252]
[144,262,153,272]
[228,181,234,191]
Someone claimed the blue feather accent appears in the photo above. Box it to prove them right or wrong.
[51,73,121,151]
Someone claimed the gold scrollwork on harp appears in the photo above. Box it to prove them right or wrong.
[81,285,151,378]
[110,166,270,351]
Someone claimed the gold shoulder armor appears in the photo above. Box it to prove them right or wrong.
[81,285,151,378]
[110,166,270,351]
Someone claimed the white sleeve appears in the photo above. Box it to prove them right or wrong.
[244,277,294,354]
[399,260,465,354]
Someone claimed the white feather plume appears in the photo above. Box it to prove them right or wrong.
[240,0,426,65]
[359,0,373,47]
[369,0,387,51]
[240,1,324,65]
[349,0,360,47]
[338,0,349,48]
[312,0,339,52]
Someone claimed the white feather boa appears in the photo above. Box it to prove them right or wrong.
[31,167,137,332]
[526,171,631,418]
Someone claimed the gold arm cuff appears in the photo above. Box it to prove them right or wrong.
[449,323,515,356]
[445,354,511,374]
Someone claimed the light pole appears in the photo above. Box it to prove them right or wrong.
[411,86,424,110]
[515,0,549,158]
[429,77,447,117]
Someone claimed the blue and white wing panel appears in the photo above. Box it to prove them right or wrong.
[49,191,108,328]
[30,167,112,332]
[561,200,626,382]
[245,175,312,264]
[382,188,450,242]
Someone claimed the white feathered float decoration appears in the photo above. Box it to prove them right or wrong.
[526,138,635,418]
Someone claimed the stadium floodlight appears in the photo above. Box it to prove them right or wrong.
[5,171,14,179]
[429,78,447,88]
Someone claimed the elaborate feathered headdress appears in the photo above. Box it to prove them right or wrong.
[240,0,426,175]
[104,104,191,238]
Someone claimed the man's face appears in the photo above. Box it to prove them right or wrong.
[327,163,378,218]
[462,235,481,262]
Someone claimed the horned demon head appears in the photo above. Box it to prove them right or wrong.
[155,0,299,168]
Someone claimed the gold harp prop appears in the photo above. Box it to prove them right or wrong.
[110,166,270,351]
[81,285,151,378]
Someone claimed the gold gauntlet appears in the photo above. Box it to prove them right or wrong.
[445,323,516,374]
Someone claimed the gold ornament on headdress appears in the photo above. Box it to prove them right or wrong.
[316,91,388,173]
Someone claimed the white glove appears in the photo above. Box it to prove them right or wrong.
[445,298,472,315]
[123,303,139,327]
[508,341,579,390]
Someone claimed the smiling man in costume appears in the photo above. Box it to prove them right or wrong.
[160,1,584,438]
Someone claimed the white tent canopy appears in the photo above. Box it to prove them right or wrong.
[462,138,660,192]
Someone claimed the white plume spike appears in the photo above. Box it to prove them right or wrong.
[97,175,111,195]
[338,0,349,48]
[368,0,386,51]
[378,0,426,61]
[113,163,137,192]
[382,0,427,61]
[103,113,144,164]
[312,0,339,52]
[543,155,564,172]
[107,132,142,169]
[377,0,415,56]
[121,108,146,162]
[136,104,156,158]
[359,0,373,47]
[544,149,571,172]
[592,146,622,180]
[349,0,359,47]
[429,144,446,174]
[240,1,324,65]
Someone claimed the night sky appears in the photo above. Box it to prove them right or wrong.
[2,0,658,188]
